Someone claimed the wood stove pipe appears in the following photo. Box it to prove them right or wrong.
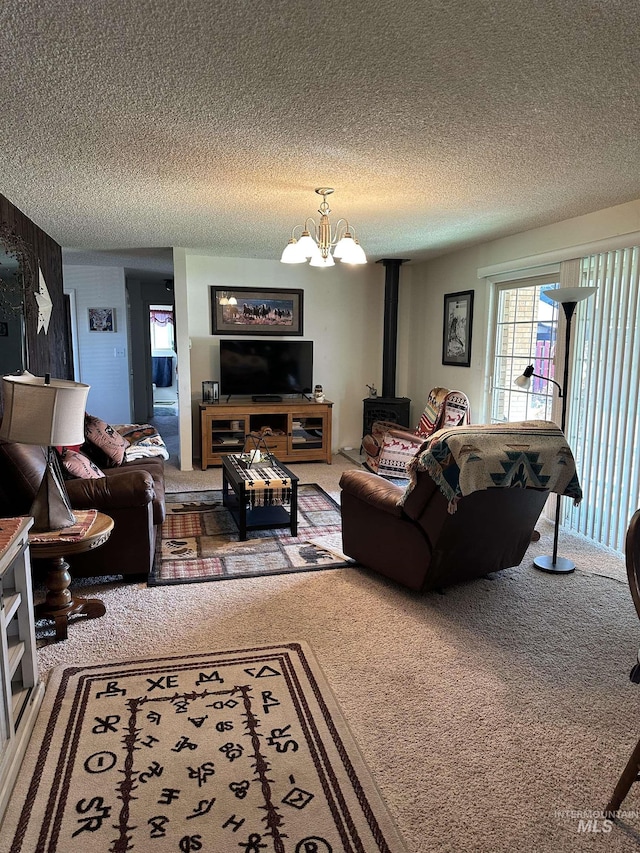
[379,258,408,398]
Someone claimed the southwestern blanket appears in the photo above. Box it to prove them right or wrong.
[405,420,583,513]
[115,423,170,461]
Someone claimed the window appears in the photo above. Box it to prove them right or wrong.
[150,305,175,351]
[489,275,561,424]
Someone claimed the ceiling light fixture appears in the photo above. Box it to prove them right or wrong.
[281,188,367,268]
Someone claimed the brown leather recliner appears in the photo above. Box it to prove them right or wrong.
[341,419,584,591]
[339,470,548,592]
[0,440,165,578]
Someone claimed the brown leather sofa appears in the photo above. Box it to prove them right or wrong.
[0,440,165,579]
[339,470,549,592]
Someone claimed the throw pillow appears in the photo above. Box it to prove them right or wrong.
[84,413,129,466]
[59,447,105,479]
[377,433,415,479]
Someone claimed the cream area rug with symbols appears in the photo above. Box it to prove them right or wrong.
[1,643,407,852]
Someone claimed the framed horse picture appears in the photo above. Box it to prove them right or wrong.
[211,287,303,336]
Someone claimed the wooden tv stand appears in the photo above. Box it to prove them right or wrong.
[200,398,333,469]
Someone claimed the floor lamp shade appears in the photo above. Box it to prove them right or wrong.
[0,372,90,531]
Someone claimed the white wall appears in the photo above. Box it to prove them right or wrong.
[61,197,640,463]
[179,252,384,457]
[403,199,640,422]
[63,265,131,423]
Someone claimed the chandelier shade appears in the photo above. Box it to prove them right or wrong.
[280,188,367,268]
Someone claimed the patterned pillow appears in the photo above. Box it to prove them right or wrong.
[84,413,129,466]
[377,433,415,479]
[59,447,105,479]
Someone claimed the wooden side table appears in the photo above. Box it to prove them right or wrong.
[29,511,114,641]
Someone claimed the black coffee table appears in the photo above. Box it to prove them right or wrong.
[221,454,299,541]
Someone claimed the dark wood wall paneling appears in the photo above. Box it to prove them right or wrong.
[0,194,71,382]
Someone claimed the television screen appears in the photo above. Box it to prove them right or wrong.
[220,340,313,397]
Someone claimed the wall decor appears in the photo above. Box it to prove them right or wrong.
[88,307,116,332]
[35,265,53,334]
[0,322,8,337]
[442,290,474,367]
[211,287,303,336]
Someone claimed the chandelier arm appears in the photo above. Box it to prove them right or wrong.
[304,216,318,236]
[331,218,350,245]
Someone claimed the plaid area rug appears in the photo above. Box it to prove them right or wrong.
[1,643,407,852]
[149,484,353,586]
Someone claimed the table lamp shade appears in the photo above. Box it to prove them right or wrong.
[0,372,90,446]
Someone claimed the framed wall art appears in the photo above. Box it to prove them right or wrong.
[211,287,303,336]
[88,307,116,332]
[442,290,474,367]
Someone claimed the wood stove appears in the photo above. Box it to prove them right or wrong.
[362,396,411,437]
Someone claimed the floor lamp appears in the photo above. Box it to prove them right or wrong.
[514,285,596,573]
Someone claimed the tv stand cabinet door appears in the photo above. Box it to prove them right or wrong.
[200,403,250,469]
[287,404,332,464]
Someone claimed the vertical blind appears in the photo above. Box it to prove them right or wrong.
[565,246,640,552]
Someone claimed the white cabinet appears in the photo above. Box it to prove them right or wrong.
[0,517,44,823]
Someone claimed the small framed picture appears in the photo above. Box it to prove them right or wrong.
[202,380,219,403]
[442,290,474,367]
[88,307,116,332]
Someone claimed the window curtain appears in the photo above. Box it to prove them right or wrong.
[150,310,173,326]
[565,246,640,551]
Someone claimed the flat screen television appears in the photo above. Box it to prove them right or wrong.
[220,339,313,399]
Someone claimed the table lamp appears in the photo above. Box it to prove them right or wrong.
[0,372,90,531]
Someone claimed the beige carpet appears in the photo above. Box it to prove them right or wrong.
[26,455,640,852]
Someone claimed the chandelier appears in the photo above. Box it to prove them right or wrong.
[280,188,367,268]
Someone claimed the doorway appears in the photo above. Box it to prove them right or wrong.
[149,303,178,459]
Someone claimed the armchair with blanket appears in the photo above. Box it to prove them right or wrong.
[362,387,470,479]
[341,420,582,591]
[0,414,167,579]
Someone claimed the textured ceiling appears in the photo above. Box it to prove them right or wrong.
[1,0,639,269]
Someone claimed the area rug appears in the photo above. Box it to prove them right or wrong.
[1,643,407,852]
[149,484,353,586]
